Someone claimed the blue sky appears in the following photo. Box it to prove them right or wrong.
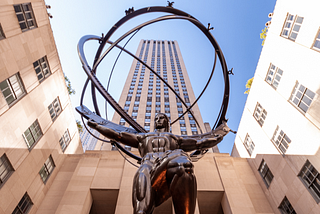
[45,0,277,153]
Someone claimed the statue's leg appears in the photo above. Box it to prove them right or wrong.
[132,162,155,214]
[167,154,197,214]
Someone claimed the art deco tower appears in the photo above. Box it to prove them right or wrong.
[95,39,217,151]
[113,40,205,134]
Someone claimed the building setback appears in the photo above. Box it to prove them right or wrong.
[0,0,82,213]
[232,0,320,213]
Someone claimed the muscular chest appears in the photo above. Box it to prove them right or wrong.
[144,135,174,152]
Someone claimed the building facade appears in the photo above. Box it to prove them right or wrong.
[232,0,320,213]
[0,0,82,213]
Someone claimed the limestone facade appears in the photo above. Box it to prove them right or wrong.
[0,0,82,213]
[36,151,274,214]
[232,0,320,213]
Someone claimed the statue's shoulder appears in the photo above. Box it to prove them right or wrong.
[137,132,156,139]
[162,132,178,138]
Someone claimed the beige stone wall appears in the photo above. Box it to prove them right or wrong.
[0,0,82,213]
[36,151,274,214]
[232,0,320,213]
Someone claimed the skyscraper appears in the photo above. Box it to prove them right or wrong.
[112,40,205,134]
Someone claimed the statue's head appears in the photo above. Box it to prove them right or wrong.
[154,113,170,132]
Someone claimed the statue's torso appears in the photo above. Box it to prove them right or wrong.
[137,132,179,157]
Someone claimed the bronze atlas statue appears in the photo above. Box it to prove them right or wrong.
[76,4,234,214]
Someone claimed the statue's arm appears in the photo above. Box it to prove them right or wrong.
[87,120,140,148]
[178,121,231,152]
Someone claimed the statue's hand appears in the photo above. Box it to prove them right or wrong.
[87,119,98,128]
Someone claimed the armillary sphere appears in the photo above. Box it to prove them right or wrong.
[76,5,231,163]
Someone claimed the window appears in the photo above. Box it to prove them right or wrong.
[258,159,273,188]
[278,196,296,214]
[290,82,315,113]
[48,97,61,121]
[132,112,138,118]
[125,101,131,106]
[181,131,187,135]
[145,118,150,123]
[133,106,139,112]
[14,3,37,31]
[23,120,43,149]
[59,130,70,152]
[119,118,126,125]
[0,153,14,188]
[298,160,320,202]
[243,134,255,156]
[265,64,283,89]
[0,73,26,106]
[39,155,55,183]
[0,23,5,40]
[312,28,320,51]
[253,103,267,126]
[134,101,139,106]
[281,13,303,41]
[272,126,291,154]
[12,192,33,214]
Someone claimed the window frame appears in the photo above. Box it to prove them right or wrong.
[265,63,283,89]
[34,56,52,81]
[298,160,320,203]
[243,134,255,156]
[281,13,303,41]
[0,73,26,107]
[14,3,37,32]
[0,23,5,40]
[39,155,55,183]
[271,126,291,155]
[253,102,267,127]
[23,119,43,150]
[278,196,296,214]
[48,97,62,121]
[289,81,315,114]
[312,27,320,52]
[0,153,14,188]
[258,159,274,188]
[59,129,71,152]
[12,192,33,214]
